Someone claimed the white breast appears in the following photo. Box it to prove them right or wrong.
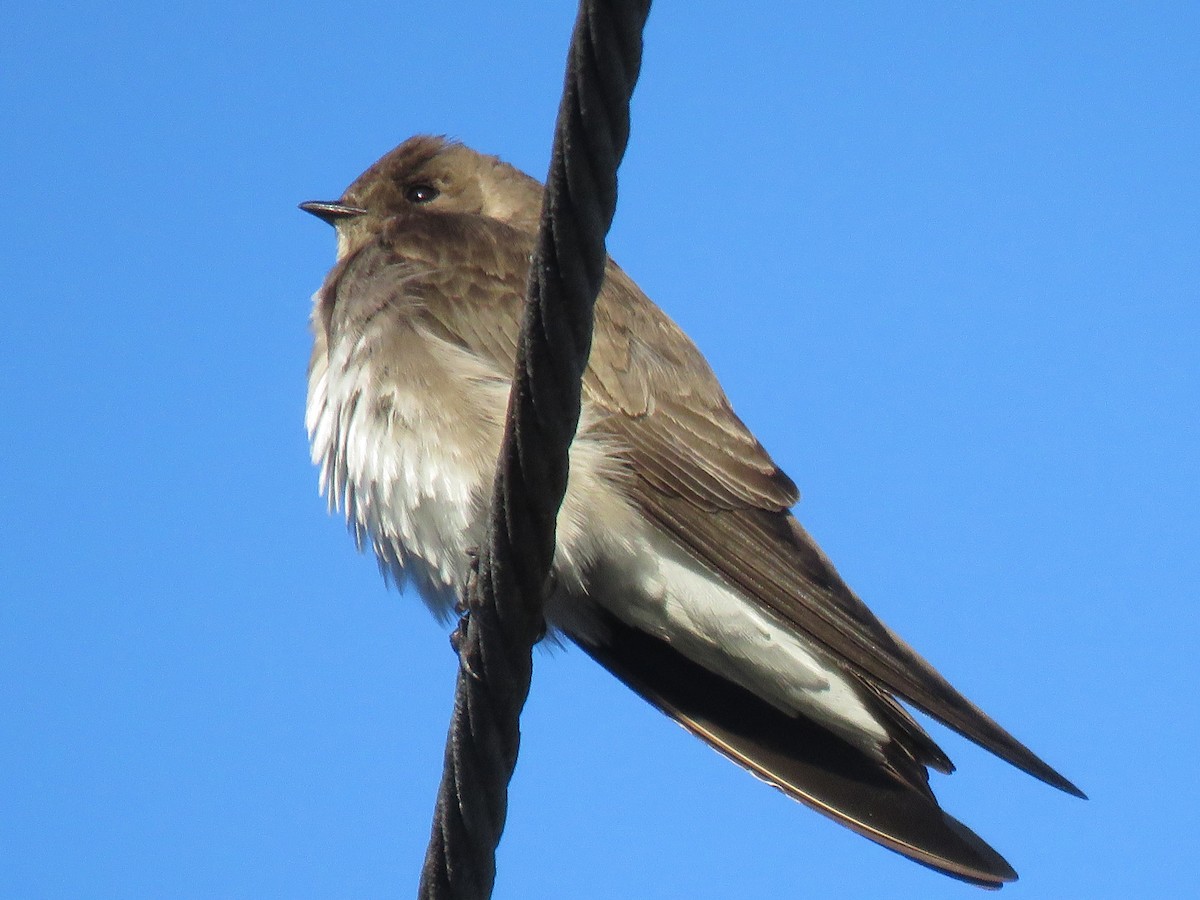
[306,314,507,614]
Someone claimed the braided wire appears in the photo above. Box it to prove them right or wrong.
[417,2,652,897]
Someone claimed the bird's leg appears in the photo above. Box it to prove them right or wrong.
[454,546,479,617]
[449,546,480,677]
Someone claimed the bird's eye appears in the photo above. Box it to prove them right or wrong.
[405,183,440,204]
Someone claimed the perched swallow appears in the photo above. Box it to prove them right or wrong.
[301,135,1082,887]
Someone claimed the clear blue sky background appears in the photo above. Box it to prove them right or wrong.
[3,3,1197,898]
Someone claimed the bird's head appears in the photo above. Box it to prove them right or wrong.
[300,135,545,259]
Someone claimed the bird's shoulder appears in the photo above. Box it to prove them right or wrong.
[589,263,799,510]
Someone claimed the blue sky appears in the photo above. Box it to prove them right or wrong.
[3,3,1197,898]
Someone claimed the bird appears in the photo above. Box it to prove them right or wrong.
[300,134,1082,888]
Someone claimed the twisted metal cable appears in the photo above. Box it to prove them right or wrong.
[417,2,652,897]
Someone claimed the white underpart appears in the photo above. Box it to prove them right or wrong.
[307,318,496,610]
[608,528,889,745]
[307,293,888,750]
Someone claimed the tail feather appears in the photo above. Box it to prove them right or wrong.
[573,611,1018,888]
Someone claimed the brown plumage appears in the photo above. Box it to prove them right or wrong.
[302,135,1082,888]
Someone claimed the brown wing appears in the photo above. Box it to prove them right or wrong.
[586,262,801,511]
[590,266,1081,798]
[375,210,1082,798]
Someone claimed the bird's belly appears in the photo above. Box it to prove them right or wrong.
[307,329,510,614]
[363,420,487,615]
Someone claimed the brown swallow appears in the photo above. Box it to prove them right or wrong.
[301,135,1082,888]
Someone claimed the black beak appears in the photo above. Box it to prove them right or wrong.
[299,200,367,225]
